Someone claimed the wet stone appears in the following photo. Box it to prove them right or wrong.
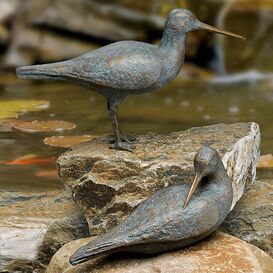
[0,190,89,273]
[57,122,260,235]
[46,232,273,273]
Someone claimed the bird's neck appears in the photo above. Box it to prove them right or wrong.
[159,28,186,63]
[157,28,187,87]
[207,162,233,219]
[209,162,230,188]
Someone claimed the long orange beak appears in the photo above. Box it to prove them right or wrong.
[198,22,246,40]
[183,172,202,209]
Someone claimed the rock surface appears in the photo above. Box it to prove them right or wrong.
[0,190,89,273]
[57,122,260,235]
[46,232,273,273]
[221,179,273,257]
[248,244,273,273]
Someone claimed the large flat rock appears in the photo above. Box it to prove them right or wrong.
[57,122,260,235]
[46,232,273,273]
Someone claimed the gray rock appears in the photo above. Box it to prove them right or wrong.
[0,190,89,273]
[221,179,273,257]
[57,122,260,235]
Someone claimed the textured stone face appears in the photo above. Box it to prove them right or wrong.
[221,179,273,257]
[46,232,273,273]
[57,122,260,235]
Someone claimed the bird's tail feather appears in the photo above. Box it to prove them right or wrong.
[16,61,70,80]
[69,236,125,266]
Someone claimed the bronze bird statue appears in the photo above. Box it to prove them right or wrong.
[16,9,245,152]
[70,146,233,265]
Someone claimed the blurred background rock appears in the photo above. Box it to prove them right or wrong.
[0,0,272,73]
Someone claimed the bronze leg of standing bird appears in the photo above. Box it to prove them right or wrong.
[107,99,135,152]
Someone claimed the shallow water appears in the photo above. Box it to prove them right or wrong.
[0,72,273,193]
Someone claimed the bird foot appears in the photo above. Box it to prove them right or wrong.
[109,135,136,144]
[110,141,135,152]
[121,135,136,143]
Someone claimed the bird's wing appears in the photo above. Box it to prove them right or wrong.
[118,186,220,242]
[71,44,162,90]
[70,187,220,263]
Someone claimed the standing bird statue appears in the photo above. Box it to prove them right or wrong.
[16,9,245,152]
[69,146,233,265]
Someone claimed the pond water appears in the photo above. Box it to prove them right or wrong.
[0,72,273,194]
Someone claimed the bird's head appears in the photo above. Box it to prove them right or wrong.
[167,9,245,40]
[183,146,222,208]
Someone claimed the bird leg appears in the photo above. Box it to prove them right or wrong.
[107,102,135,152]
[107,100,135,144]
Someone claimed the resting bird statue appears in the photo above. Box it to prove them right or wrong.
[16,9,245,152]
[70,146,233,265]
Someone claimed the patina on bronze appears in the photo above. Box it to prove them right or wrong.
[16,9,245,152]
[69,146,233,265]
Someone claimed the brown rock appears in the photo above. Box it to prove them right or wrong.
[57,122,260,235]
[221,179,273,257]
[249,244,273,273]
[47,232,272,273]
